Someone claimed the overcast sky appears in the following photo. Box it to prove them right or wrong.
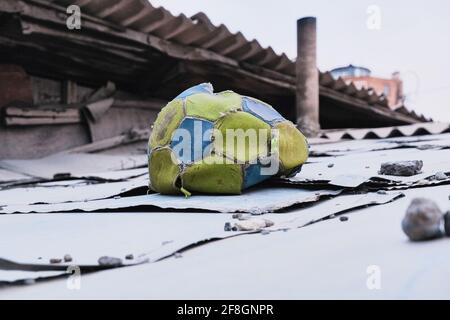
[151,0,450,121]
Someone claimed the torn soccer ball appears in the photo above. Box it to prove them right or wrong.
[148,83,309,195]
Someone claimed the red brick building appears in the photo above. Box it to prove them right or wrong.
[331,65,404,109]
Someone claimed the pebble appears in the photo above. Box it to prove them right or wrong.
[224,222,232,232]
[98,256,123,267]
[234,218,274,231]
[53,172,71,180]
[63,254,73,262]
[402,198,443,241]
[261,230,270,235]
[376,190,387,195]
[434,172,447,181]
[327,163,334,168]
[339,216,349,222]
[232,213,242,219]
[125,254,134,260]
[379,160,423,176]
[49,258,62,264]
[416,179,429,186]
[417,144,435,150]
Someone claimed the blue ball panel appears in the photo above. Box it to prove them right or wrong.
[170,118,214,164]
[243,163,272,189]
[242,97,284,125]
[175,83,213,100]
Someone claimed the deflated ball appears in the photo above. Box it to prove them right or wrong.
[148,83,309,195]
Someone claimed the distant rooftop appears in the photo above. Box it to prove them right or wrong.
[330,64,372,79]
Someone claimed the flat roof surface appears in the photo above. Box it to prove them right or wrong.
[1,123,449,299]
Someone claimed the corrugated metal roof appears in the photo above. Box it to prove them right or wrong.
[321,122,450,140]
[12,184,445,299]
[0,190,401,285]
[1,187,341,214]
[2,131,450,296]
[39,0,425,121]
[44,0,288,70]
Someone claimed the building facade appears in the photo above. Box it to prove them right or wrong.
[331,65,404,109]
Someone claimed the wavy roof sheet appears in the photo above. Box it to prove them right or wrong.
[321,122,450,140]
[39,0,427,122]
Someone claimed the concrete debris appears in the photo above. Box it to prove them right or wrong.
[98,256,123,267]
[234,218,274,231]
[232,213,250,221]
[53,173,71,180]
[434,172,448,181]
[402,198,443,241]
[416,179,430,186]
[417,144,438,150]
[63,254,72,262]
[379,160,423,177]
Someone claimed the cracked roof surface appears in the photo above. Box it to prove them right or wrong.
[0,123,449,298]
